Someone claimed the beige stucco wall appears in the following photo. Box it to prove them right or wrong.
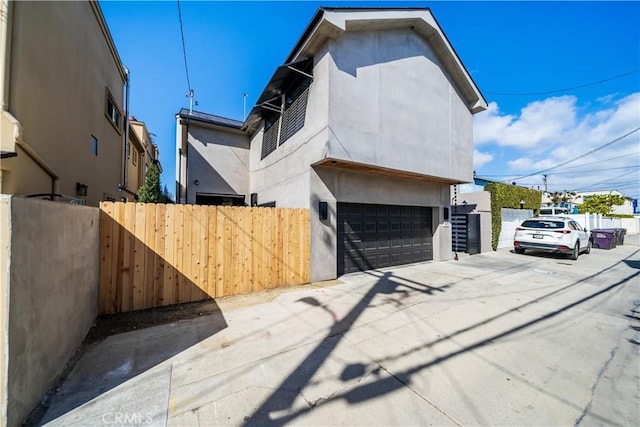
[125,129,144,197]
[0,145,52,195]
[0,196,99,427]
[1,1,126,206]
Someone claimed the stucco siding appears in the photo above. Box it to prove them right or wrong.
[0,145,52,195]
[248,48,331,206]
[326,29,473,182]
[1,197,99,426]
[186,126,250,204]
[6,1,125,204]
[310,165,452,281]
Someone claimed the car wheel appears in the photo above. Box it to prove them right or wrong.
[585,242,591,255]
[570,242,579,260]
[515,247,525,254]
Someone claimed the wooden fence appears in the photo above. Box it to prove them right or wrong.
[99,202,310,314]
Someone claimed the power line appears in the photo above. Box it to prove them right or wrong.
[505,127,640,182]
[550,153,639,171]
[543,164,640,175]
[573,167,640,191]
[176,0,191,93]
[479,158,639,177]
[485,69,639,96]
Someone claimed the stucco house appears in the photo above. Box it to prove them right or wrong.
[124,118,163,200]
[0,1,135,206]
[175,7,487,281]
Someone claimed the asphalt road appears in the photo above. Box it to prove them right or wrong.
[40,236,640,426]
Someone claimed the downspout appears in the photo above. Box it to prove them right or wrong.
[1,0,10,111]
[0,0,59,194]
[119,65,130,195]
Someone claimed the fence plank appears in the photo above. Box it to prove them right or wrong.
[207,207,217,297]
[181,204,193,303]
[98,202,113,314]
[154,203,166,307]
[302,209,311,282]
[199,206,210,299]
[215,207,225,297]
[144,203,156,309]
[132,203,146,311]
[163,204,176,306]
[190,205,204,301]
[239,207,251,294]
[114,202,126,313]
[99,203,311,313]
[228,206,237,295]
[121,202,136,312]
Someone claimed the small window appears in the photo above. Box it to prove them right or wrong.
[132,149,138,165]
[105,90,121,130]
[90,135,98,156]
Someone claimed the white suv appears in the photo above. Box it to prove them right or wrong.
[513,216,591,260]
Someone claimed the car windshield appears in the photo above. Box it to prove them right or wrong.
[521,220,565,229]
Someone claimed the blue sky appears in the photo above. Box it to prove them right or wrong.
[100,1,640,200]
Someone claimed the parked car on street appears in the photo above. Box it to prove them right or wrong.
[513,216,591,260]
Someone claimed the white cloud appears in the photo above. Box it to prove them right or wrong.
[474,96,578,149]
[473,92,640,198]
[474,93,639,150]
[473,149,493,169]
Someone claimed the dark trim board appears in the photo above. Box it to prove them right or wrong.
[337,202,433,275]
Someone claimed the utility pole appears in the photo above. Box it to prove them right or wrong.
[542,174,548,193]
[243,92,248,119]
[187,88,198,114]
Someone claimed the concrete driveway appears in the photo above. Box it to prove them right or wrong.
[40,237,640,426]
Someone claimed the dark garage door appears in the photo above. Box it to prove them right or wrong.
[337,203,433,275]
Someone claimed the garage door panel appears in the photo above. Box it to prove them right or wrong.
[338,203,433,275]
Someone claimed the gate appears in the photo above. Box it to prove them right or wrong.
[452,214,481,254]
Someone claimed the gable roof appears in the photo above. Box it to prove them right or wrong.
[294,7,487,112]
[244,7,487,133]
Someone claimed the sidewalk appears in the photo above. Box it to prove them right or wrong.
[40,237,640,426]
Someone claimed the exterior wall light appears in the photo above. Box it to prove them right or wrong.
[319,201,328,220]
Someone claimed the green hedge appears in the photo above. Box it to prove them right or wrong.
[485,183,542,250]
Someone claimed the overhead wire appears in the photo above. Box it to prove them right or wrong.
[573,167,640,191]
[478,160,637,178]
[503,126,640,182]
[176,0,192,93]
[485,69,640,96]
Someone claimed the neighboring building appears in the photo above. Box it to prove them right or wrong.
[123,118,162,200]
[176,7,487,281]
[541,190,635,215]
[1,1,128,206]
[573,190,635,215]
[175,110,249,206]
